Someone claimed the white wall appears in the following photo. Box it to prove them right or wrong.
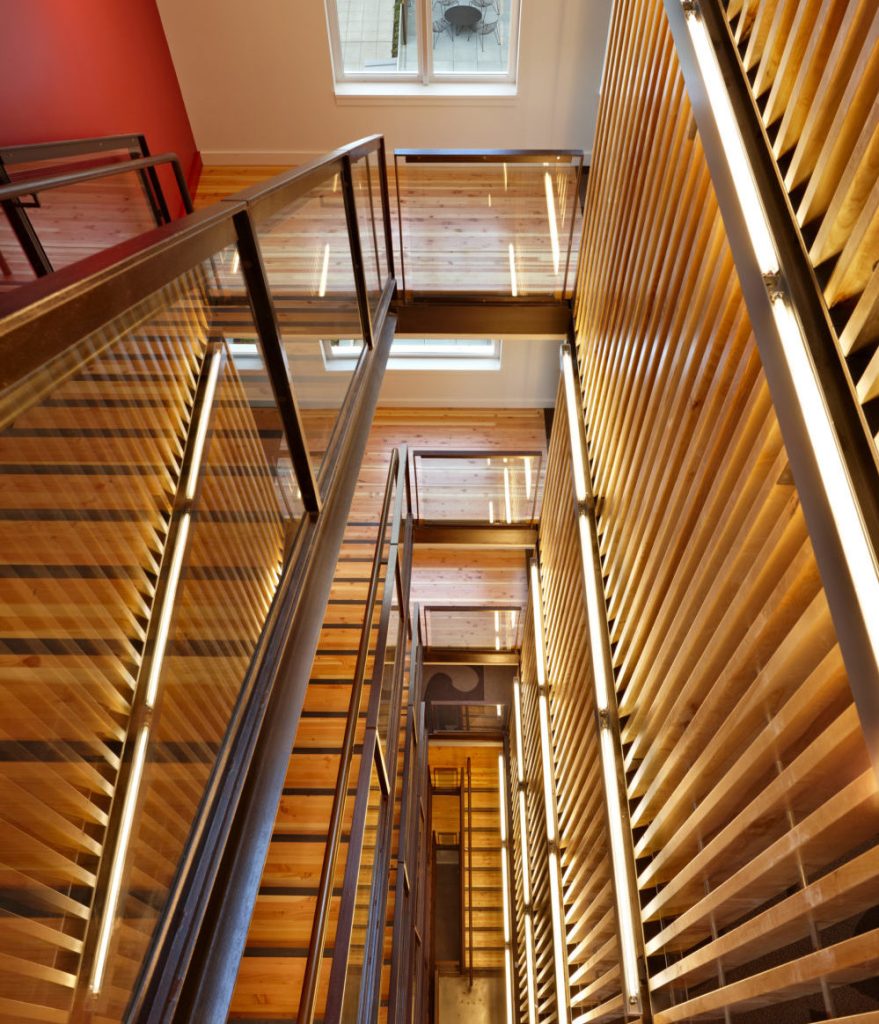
[156,0,612,163]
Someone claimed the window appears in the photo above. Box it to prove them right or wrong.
[325,0,520,86]
[321,337,502,370]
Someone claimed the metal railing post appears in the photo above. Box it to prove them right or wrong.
[341,153,374,349]
[232,208,321,516]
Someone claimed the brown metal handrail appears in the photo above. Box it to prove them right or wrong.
[466,755,474,988]
[0,133,178,275]
[0,151,194,211]
[323,447,413,1024]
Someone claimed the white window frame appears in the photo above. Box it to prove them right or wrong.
[324,0,521,91]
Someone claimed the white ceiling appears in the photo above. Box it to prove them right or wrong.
[156,0,613,163]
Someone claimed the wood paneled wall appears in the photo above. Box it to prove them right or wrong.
[528,1,879,1021]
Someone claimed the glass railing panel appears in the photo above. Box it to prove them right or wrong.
[98,340,287,1017]
[412,450,544,522]
[0,241,294,1022]
[351,155,384,322]
[0,266,205,1022]
[366,150,391,288]
[377,602,402,743]
[4,168,160,272]
[424,606,523,649]
[240,170,366,478]
[395,151,583,297]
[0,216,38,287]
[427,700,508,734]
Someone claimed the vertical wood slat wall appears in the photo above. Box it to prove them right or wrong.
[517,615,559,1024]
[724,0,879,435]
[543,0,879,1021]
[538,381,626,1023]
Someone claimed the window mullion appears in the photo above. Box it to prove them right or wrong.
[421,0,431,83]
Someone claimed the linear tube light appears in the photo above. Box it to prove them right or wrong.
[601,727,641,1004]
[548,848,570,1024]
[530,560,569,1022]
[498,754,508,844]
[561,347,641,1007]
[525,456,533,500]
[504,946,515,1024]
[144,512,191,709]
[529,562,547,688]
[500,843,512,945]
[508,243,519,297]
[504,466,513,523]
[561,349,588,503]
[513,680,525,784]
[538,693,557,842]
[683,1,879,675]
[519,789,531,904]
[524,912,538,1024]
[91,724,150,993]
[318,242,330,297]
[545,171,561,275]
[682,5,777,273]
[185,349,222,501]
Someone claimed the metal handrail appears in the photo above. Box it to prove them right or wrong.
[467,755,474,988]
[0,133,175,275]
[296,446,402,1024]
[0,133,392,430]
[386,606,423,1024]
[0,151,193,211]
[323,446,413,1024]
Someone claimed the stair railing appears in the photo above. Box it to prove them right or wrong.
[467,754,474,989]
[321,445,414,1024]
[0,133,181,275]
[0,133,397,1024]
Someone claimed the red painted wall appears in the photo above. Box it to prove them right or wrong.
[0,0,200,207]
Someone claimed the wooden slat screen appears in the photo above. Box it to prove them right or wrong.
[537,380,625,1023]
[722,0,879,439]
[518,611,561,1024]
[560,0,879,1020]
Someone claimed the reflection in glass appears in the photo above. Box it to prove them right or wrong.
[425,606,524,649]
[331,0,420,74]
[414,452,544,522]
[396,155,583,297]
